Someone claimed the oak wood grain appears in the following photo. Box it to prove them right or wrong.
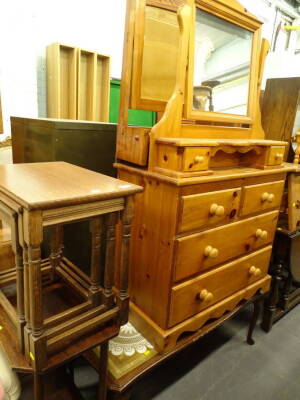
[0,162,142,210]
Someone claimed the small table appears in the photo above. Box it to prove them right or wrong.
[0,161,142,399]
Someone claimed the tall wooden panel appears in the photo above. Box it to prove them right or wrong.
[77,49,95,121]
[95,54,110,122]
[47,43,77,119]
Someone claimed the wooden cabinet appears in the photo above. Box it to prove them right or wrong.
[116,0,295,353]
[259,78,300,330]
[47,43,110,122]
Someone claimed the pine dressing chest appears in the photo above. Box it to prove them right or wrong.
[115,0,294,352]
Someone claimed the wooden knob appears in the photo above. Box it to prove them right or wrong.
[261,230,268,239]
[261,192,269,202]
[210,204,225,217]
[267,193,274,203]
[204,245,219,258]
[254,268,262,277]
[199,289,208,300]
[255,229,268,239]
[198,289,214,302]
[210,204,218,215]
[249,266,256,275]
[215,205,225,217]
[275,153,283,160]
[255,229,263,238]
[194,156,204,164]
[206,292,214,301]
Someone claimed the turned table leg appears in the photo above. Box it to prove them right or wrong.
[261,263,283,332]
[118,197,134,325]
[23,210,46,399]
[89,216,104,306]
[247,296,263,345]
[10,214,26,352]
[49,225,63,282]
[280,274,293,310]
[103,213,118,307]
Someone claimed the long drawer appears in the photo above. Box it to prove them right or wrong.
[174,210,278,282]
[178,187,241,233]
[169,247,272,326]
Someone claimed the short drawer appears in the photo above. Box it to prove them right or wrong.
[182,147,210,172]
[241,180,284,216]
[174,210,278,281]
[157,145,210,173]
[178,188,241,233]
[267,146,285,166]
[169,247,272,326]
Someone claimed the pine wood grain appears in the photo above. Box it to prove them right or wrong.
[178,187,241,233]
[169,246,271,325]
[174,210,278,281]
[241,180,284,216]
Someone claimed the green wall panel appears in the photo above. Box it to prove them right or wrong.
[109,79,156,127]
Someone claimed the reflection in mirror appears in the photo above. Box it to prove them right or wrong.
[193,9,253,115]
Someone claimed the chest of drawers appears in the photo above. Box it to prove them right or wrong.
[117,164,288,351]
[114,0,296,354]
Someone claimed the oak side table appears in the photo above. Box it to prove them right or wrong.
[0,161,142,400]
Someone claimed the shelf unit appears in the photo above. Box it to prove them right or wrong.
[47,43,110,122]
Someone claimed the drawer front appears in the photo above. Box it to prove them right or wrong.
[170,247,272,326]
[267,146,285,166]
[178,188,241,233]
[241,180,284,216]
[174,210,278,281]
[182,147,210,172]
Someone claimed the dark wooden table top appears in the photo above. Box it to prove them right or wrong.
[0,162,142,210]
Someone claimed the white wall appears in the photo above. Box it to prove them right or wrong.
[0,0,126,138]
[238,0,300,86]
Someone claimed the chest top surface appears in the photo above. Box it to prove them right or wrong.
[0,162,142,210]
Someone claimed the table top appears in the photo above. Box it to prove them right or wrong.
[0,162,142,210]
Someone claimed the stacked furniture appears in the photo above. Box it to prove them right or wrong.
[47,43,110,121]
[260,78,300,331]
[115,0,294,352]
[11,117,117,281]
[0,162,141,399]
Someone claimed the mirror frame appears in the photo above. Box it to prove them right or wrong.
[184,0,262,125]
[130,0,183,112]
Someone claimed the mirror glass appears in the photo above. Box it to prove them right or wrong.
[193,9,253,116]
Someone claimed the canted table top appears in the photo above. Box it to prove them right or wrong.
[0,162,142,210]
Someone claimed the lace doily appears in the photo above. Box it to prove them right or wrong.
[109,322,154,356]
